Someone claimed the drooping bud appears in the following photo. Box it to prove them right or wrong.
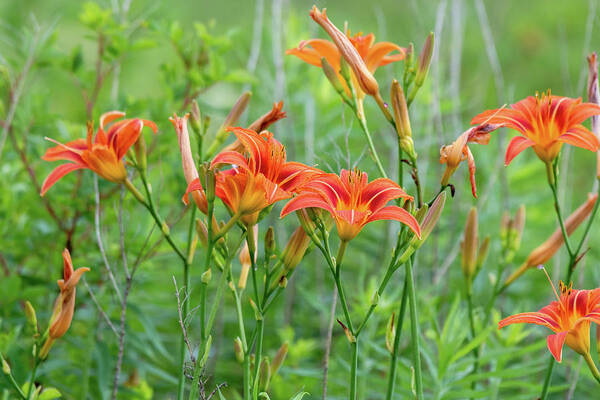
[310,6,379,96]
[503,194,598,287]
[461,208,479,280]
[234,337,244,363]
[40,249,90,359]
[271,342,288,375]
[415,32,434,87]
[385,313,396,354]
[24,301,38,335]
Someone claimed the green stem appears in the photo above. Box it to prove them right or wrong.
[252,318,265,400]
[583,352,600,385]
[350,339,359,400]
[540,355,555,400]
[25,358,39,400]
[355,114,388,179]
[466,285,479,396]
[1,353,27,400]
[573,177,600,257]
[243,353,252,400]
[406,258,423,399]
[385,274,409,400]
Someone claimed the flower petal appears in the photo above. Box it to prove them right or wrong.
[559,125,600,153]
[41,163,86,196]
[211,150,250,171]
[365,41,405,71]
[498,311,558,331]
[547,331,568,362]
[280,193,335,219]
[286,38,341,70]
[505,136,535,166]
[367,205,421,238]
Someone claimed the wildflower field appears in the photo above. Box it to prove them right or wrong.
[2,0,600,399]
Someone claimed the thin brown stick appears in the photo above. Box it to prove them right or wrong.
[173,276,196,362]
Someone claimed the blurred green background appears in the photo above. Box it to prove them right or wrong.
[1,0,600,399]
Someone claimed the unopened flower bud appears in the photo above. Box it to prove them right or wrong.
[195,219,208,246]
[201,268,212,284]
[259,357,271,391]
[391,80,412,139]
[134,134,147,172]
[190,100,203,136]
[476,236,490,275]
[461,207,479,280]
[24,301,38,334]
[385,313,396,354]
[271,342,288,375]
[371,290,380,306]
[1,357,10,375]
[500,211,511,246]
[206,92,252,157]
[161,222,170,236]
[510,205,526,251]
[415,32,434,87]
[503,194,597,288]
[265,227,276,258]
[405,43,414,68]
[249,298,262,321]
[321,57,345,94]
[310,6,379,96]
[281,227,311,273]
[234,337,244,363]
[205,169,216,204]
[413,192,445,245]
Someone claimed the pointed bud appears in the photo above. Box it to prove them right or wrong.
[190,100,203,136]
[161,222,170,236]
[24,301,38,334]
[265,227,276,258]
[310,7,379,96]
[414,192,445,244]
[259,357,271,391]
[391,80,412,139]
[405,43,415,68]
[249,298,262,320]
[1,357,10,375]
[234,337,244,363]
[281,227,311,273]
[510,205,526,251]
[499,211,511,247]
[337,319,356,343]
[205,169,216,204]
[198,335,212,369]
[271,342,288,376]
[134,134,147,172]
[321,57,345,94]
[476,236,490,276]
[503,194,598,287]
[385,313,396,354]
[415,32,434,87]
[371,290,380,306]
[201,268,212,284]
[205,92,252,157]
[195,219,208,246]
[461,207,479,280]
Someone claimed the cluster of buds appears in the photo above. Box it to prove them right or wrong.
[460,208,490,287]
[499,205,526,263]
[403,33,434,104]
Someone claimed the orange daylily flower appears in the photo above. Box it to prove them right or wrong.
[39,249,90,359]
[281,169,421,242]
[499,278,600,363]
[439,123,502,197]
[185,127,318,226]
[471,91,600,165]
[287,7,405,98]
[41,111,157,195]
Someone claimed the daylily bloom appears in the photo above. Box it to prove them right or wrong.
[186,127,318,226]
[40,249,90,359]
[439,123,502,197]
[471,91,600,165]
[287,6,405,98]
[171,113,208,214]
[41,111,157,195]
[281,169,421,242]
[499,278,600,363]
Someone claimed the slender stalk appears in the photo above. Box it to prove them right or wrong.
[350,339,359,400]
[406,258,424,399]
[25,357,39,400]
[1,352,27,399]
[356,114,388,179]
[583,352,600,384]
[252,318,265,400]
[385,275,409,400]
[465,285,479,395]
[540,356,555,400]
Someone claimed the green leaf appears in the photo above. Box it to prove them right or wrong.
[38,387,62,400]
[289,391,309,400]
